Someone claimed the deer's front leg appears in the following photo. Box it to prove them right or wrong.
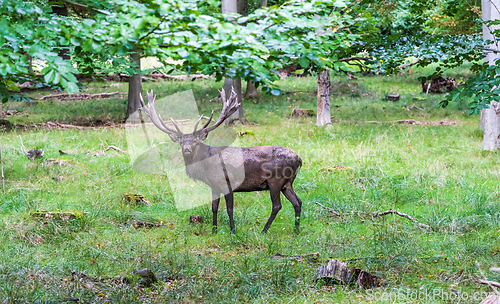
[224,192,236,234]
[212,190,221,234]
[262,184,282,233]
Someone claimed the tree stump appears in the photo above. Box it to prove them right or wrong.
[133,268,157,287]
[315,259,379,288]
[421,77,457,94]
[290,109,315,117]
[388,93,400,101]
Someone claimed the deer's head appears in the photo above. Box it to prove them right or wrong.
[139,88,240,156]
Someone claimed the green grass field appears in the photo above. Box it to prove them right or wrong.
[0,67,499,303]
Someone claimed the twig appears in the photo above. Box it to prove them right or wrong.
[104,146,127,154]
[19,136,27,154]
[0,143,4,193]
[370,209,431,229]
[138,16,167,42]
[314,202,341,217]
[398,58,421,69]
[335,57,368,63]
[477,261,500,296]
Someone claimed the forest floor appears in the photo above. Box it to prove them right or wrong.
[0,65,499,303]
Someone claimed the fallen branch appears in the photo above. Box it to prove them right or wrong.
[370,209,431,229]
[477,279,500,289]
[47,121,85,130]
[314,202,341,217]
[105,145,127,154]
[315,203,432,230]
[32,91,122,101]
[333,119,460,126]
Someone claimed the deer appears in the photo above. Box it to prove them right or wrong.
[139,88,303,234]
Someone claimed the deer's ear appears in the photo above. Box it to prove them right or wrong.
[197,130,208,141]
[167,133,181,143]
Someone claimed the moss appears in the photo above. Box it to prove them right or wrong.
[30,210,86,221]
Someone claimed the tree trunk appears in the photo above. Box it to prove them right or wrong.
[244,81,257,99]
[127,48,143,118]
[222,0,245,124]
[237,0,248,16]
[51,5,70,61]
[223,78,245,125]
[316,70,331,126]
[481,0,500,150]
[244,0,265,100]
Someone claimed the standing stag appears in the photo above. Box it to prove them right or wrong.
[139,88,303,233]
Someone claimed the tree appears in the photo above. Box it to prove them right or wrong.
[222,0,245,125]
[480,0,500,150]
[1,0,361,124]
[316,70,331,126]
[244,0,266,100]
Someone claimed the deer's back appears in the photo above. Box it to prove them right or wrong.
[220,145,302,192]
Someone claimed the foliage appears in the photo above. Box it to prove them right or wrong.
[0,0,359,101]
[0,0,84,100]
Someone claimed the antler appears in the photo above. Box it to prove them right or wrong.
[139,90,183,137]
[197,87,240,134]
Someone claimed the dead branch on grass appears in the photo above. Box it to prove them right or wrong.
[369,209,431,229]
[315,202,341,217]
[32,91,122,101]
[476,279,500,289]
[47,121,85,130]
[476,262,500,296]
[314,202,432,230]
[104,145,127,154]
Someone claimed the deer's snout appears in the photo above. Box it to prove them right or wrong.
[182,146,192,154]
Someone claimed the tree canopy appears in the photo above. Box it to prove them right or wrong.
[1,0,497,114]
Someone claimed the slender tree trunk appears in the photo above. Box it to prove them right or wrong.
[481,0,500,150]
[223,78,245,125]
[244,81,257,99]
[244,0,264,100]
[315,14,330,126]
[222,0,245,124]
[127,47,143,118]
[51,5,70,61]
[316,70,331,126]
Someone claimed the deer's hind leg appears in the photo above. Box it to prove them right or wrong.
[212,189,221,233]
[282,181,302,232]
[262,182,283,233]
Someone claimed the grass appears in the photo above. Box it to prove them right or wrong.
[0,67,499,303]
